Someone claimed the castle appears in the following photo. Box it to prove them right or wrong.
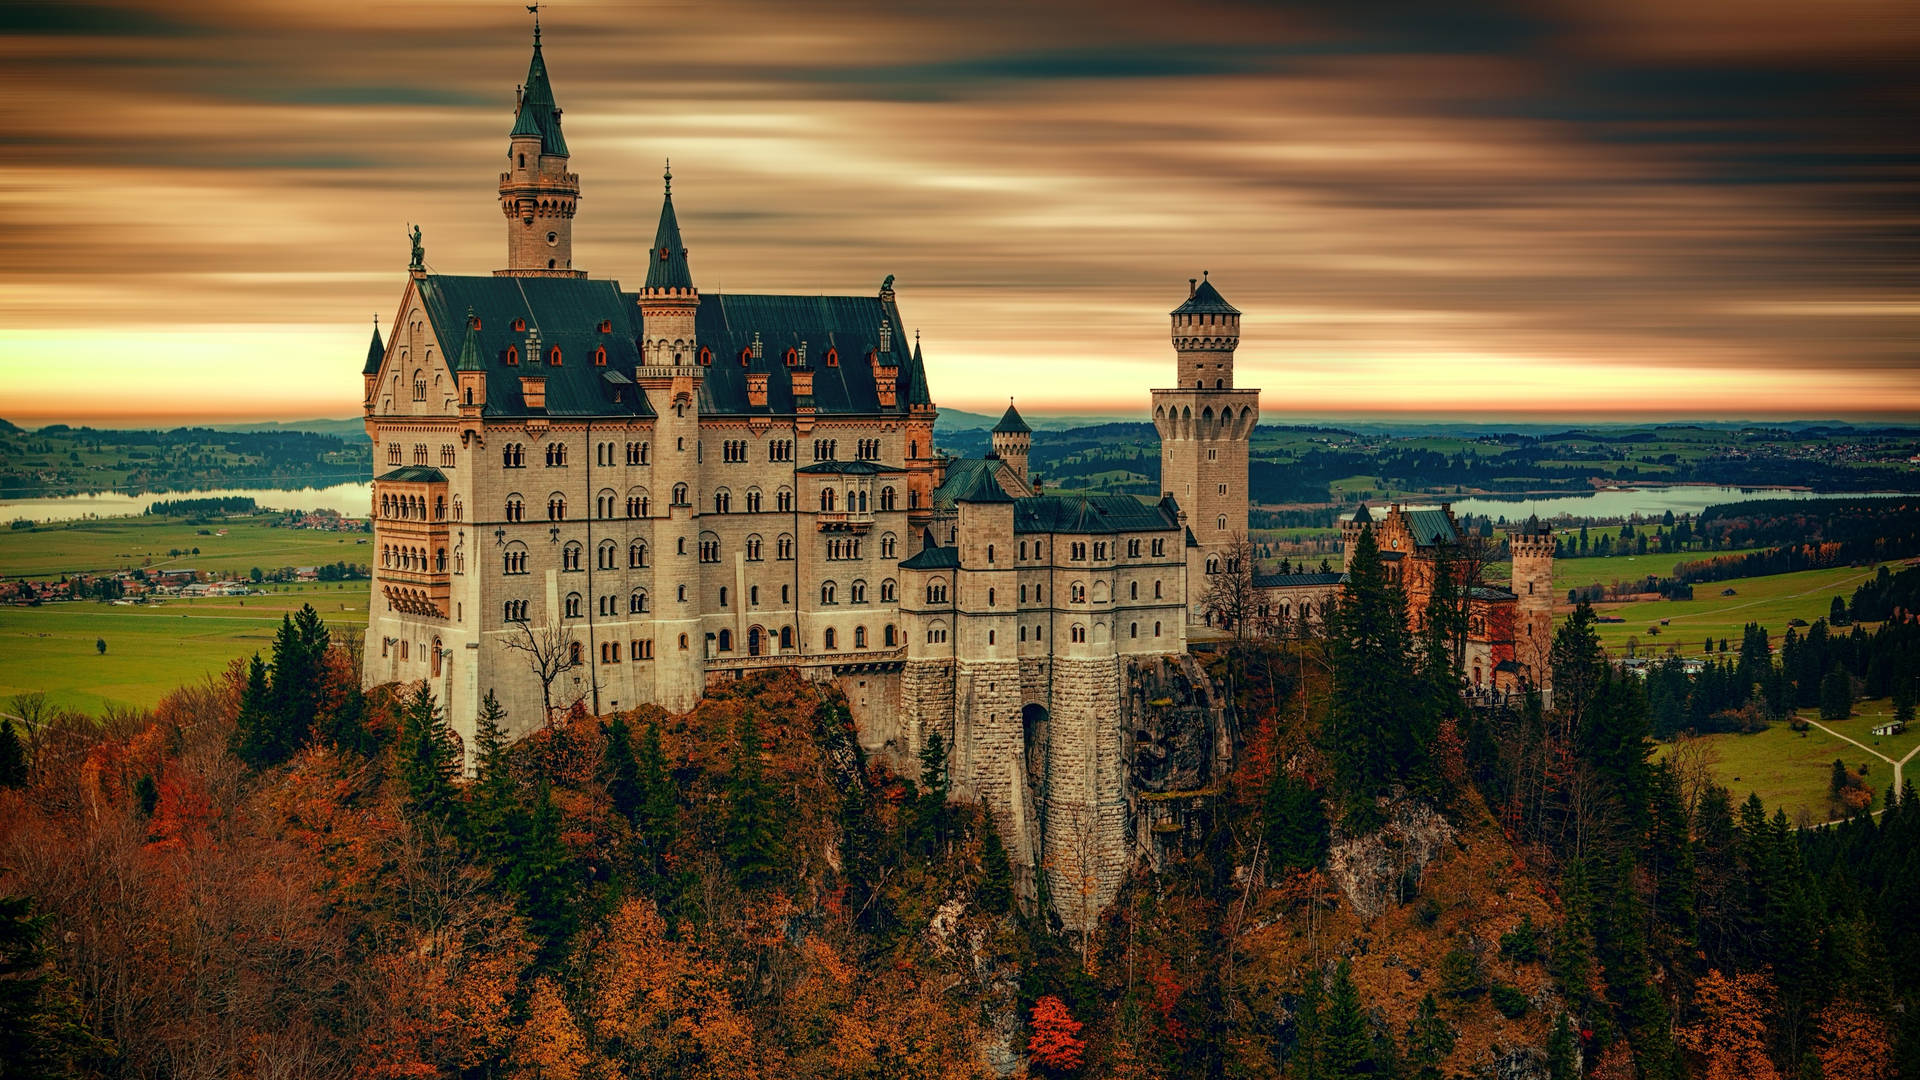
[361,23,1545,928]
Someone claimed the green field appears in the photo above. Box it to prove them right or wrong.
[1656,699,1911,825]
[1,516,371,579]
[1577,562,1899,655]
[1552,552,1691,590]
[0,584,370,714]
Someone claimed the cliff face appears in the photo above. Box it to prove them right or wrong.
[1122,653,1236,870]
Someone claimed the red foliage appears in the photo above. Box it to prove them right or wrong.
[1147,958,1190,1042]
[146,771,215,850]
[1028,994,1086,1073]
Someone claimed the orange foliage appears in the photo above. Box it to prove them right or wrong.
[1028,994,1086,1072]
[145,770,215,850]
[1676,969,1781,1080]
[1815,1000,1894,1080]
[511,978,593,1080]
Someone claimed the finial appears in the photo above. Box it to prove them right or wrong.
[915,328,921,345]
[1203,269,1209,279]
[663,158,672,195]
[527,4,541,44]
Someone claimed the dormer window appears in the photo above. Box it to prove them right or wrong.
[739,347,752,366]
[824,348,839,368]
[512,318,526,332]
[548,346,562,366]
[784,348,797,367]
[698,346,712,366]
[505,347,520,366]
[598,320,612,333]
[593,346,607,366]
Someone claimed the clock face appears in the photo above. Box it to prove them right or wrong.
[546,231,559,246]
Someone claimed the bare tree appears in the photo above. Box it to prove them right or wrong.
[499,617,585,724]
[1202,533,1262,641]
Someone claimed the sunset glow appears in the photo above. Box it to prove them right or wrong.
[1,0,1915,425]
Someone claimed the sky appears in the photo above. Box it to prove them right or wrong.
[0,0,1915,426]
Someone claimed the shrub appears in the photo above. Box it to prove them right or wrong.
[1499,914,1541,963]
[1491,983,1530,1019]
[1441,946,1485,998]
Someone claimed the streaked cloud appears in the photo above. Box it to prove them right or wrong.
[0,0,1914,424]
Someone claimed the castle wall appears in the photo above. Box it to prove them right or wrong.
[1041,654,1128,933]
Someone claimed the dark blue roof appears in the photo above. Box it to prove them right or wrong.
[363,323,385,375]
[643,184,692,291]
[667,292,921,416]
[1171,276,1238,316]
[1405,509,1461,547]
[1253,572,1345,589]
[795,460,904,475]
[1013,494,1178,535]
[899,542,960,570]
[510,33,568,156]
[993,402,1031,435]
[376,466,448,483]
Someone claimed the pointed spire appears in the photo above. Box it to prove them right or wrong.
[510,12,568,156]
[455,308,486,372]
[1172,271,1238,316]
[994,398,1031,435]
[905,328,932,407]
[362,315,384,375]
[644,162,693,291]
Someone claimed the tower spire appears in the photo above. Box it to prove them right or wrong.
[498,16,582,276]
[644,161,693,291]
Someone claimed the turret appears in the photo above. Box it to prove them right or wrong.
[1507,517,1557,695]
[1171,271,1240,389]
[991,399,1032,487]
[454,308,486,438]
[1151,272,1257,590]
[361,316,384,406]
[496,14,583,277]
[636,162,698,366]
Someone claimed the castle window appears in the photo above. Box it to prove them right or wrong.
[677,584,687,602]
[776,488,794,512]
[1154,621,1162,637]
[548,495,567,520]
[548,346,562,366]
[593,347,607,366]
[1151,538,1164,557]
[987,630,995,646]
[825,348,838,368]
[1071,583,1086,603]
[822,582,836,604]
[777,535,794,560]
[740,347,752,366]
[1128,539,1141,558]
[1154,580,1163,598]
[987,587,995,606]
[881,578,897,602]
[601,642,619,664]
[780,626,794,650]
[1019,585,1027,603]
[880,486,896,511]
[413,444,428,466]
[854,625,866,648]
[1035,625,1043,641]
[719,586,729,608]
[672,483,689,506]
[884,625,896,647]
[746,489,762,513]
[565,592,582,618]
[1019,626,1027,642]
[880,533,896,559]
[504,443,525,467]
[598,539,617,569]
[698,538,719,563]
[413,376,426,401]
[546,443,568,467]
[718,628,732,651]
[504,600,528,622]
[679,634,689,650]
[632,639,653,660]
[441,444,456,468]
[506,347,519,366]
[714,491,731,514]
[1071,624,1086,643]
[851,580,867,603]
[1130,623,1138,638]
[698,346,712,366]
[505,496,525,522]
[746,535,763,561]
[1130,582,1138,599]
[512,318,526,332]
[820,489,836,513]
[503,548,528,575]
[629,541,647,567]
[563,542,582,571]
[630,590,648,613]
[986,544,995,564]
[1071,542,1086,561]
[1217,515,1227,531]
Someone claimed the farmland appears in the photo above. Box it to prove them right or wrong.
[1563,560,1901,655]
[0,515,370,579]
[1656,699,1914,825]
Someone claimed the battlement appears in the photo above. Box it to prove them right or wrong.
[1508,531,1557,557]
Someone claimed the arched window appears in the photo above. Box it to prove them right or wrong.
[678,633,689,650]
[822,581,837,604]
[851,580,867,603]
[718,628,732,651]
[881,579,897,602]
[714,490,731,514]
[880,486,896,511]
[565,593,582,618]
[986,544,995,563]
[629,540,647,567]
[885,625,897,646]
[505,495,525,522]
[824,627,838,650]
[880,533,897,559]
[854,625,867,648]
[672,483,689,506]
[548,346,562,366]
[1071,624,1087,643]
[598,540,616,569]
[780,626,794,650]
[593,346,607,366]
[1130,622,1138,638]
[630,590,648,613]
[563,543,582,571]
[1130,581,1139,599]
[820,488,836,513]
[719,586,729,608]
[548,494,567,521]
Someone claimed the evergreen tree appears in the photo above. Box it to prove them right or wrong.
[1325,526,1431,826]
[466,691,524,871]
[633,720,678,886]
[1320,959,1377,1079]
[266,605,330,757]
[978,808,1014,915]
[1291,969,1325,1080]
[317,679,376,758]
[0,717,27,788]
[0,893,109,1074]
[1404,992,1455,1080]
[1263,769,1329,876]
[722,710,786,888]
[229,652,276,767]
[1820,667,1853,720]
[601,714,643,825]
[395,684,462,833]
[515,779,576,958]
[912,730,952,853]
[1545,1013,1578,1080]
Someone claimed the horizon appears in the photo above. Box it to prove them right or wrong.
[1,2,1915,419]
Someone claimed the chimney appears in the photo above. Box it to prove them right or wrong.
[518,376,546,410]
[747,371,769,407]
[1189,278,1197,297]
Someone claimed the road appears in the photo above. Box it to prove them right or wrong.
[1805,718,1920,802]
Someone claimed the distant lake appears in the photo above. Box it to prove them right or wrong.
[1,482,372,524]
[1442,485,1916,523]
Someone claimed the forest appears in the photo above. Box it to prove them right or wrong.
[1,537,1915,1077]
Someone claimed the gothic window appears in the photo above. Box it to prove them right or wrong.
[441,444,456,468]
[563,543,583,571]
[630,590,649,613]
[880,486,896,511]
[413,374,426,401]
[413,444,428,466]
[505,347,519,366]
[564,593,582,618]
[548,346,562,366]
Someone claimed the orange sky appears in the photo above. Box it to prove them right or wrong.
[2,0,1916,426]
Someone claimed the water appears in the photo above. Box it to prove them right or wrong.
[1440,485,1916,523]
[1,482,372,524]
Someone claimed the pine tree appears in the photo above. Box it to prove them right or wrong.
[466,691,524,871]
[1291,969,1325,1080]
[722,710,786,888]
[1326,526,1428,827]
[1405,992,1455,1080]
[978,808,1014,915]
[229,652,276,767]
[1263,769,1329,876]
[601,714,643,825]
[1545,1013,1578,1080]
[395,684,462,833]
[1320,959,1376,1079]
[1821,667,1853,720]
[633,720,678,886]
[0,718,27,788]
[912,730,951,853]
[515,779,576,957]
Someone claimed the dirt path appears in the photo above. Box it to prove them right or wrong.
[1805,718,1920,800]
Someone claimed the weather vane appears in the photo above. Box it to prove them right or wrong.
[527,4,541,43]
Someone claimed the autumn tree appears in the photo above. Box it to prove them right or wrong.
[1813,999,1893,1080]
[1676,968,1780,1080]
[1201,532,1262,640]
[500,617,585,724]
[1027,994,1086,1075]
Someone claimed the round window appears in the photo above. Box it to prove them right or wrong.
[546,231,558,246]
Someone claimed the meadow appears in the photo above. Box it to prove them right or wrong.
[1655,699,1913,825]
[1567,560,1899,655]
[0,583,369,714]
[1,515,371,578]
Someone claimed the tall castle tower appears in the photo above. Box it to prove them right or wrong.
[497,16,584,278]
[1508,520,1557,698]
[636,164,705,710]
[990,400,1032,488]
[1152,273,1259,584]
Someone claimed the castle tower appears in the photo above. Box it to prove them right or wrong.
[991,400,1032,488]
[361,316,384,404]
[497,15,584,278]
[1151,273,1258,592]
[634,164,705,710]
[1508,518,1557,699]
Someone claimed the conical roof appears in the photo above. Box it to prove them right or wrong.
[1350,502,1372,524]
[1171,274,1239,316]
[454,309,486,372]
[362,320,384,374]
[905,335,933,406]
[644,164,693,291]
[510,25,568,156]
[993,401,1031,435]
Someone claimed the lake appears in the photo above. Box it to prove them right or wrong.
[1,482,372,523]
[1443,485,1916,523]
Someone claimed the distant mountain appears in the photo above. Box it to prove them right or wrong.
[203,418,367,439]
[935,409,1147,434]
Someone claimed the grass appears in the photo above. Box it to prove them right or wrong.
[1552,552,1689,590]
[1796,700,1920,764]
[1,516,371,579]
[1654,721,1887,826]
[0,583,370,715]
[1577,562,1899,655]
